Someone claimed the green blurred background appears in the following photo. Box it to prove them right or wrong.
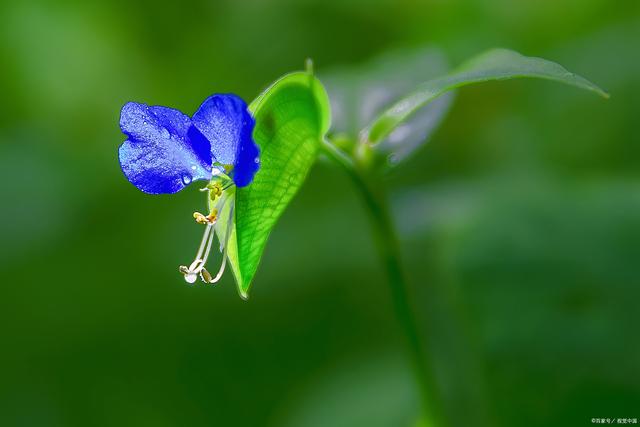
[1,0,638,426]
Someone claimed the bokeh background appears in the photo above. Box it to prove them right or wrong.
[1,0,638,426]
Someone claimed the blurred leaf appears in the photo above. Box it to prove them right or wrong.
[393,177,640,427]
[225,71,331,298]
[322,46,453,165]
[322,46,451,135]
[275,354,419,427]
[363,48,610,145]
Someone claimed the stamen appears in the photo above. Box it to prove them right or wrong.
[180,221,215,283]
[180,190,232,284]
[203,253,227,284]
[209,182,223,198]
[198,222,217,272]
[193,212,208,224]
[195,223,214,259]
[179,265,198,284]
[200,268,213,283]
[200,198,234,285]
[193,209,217,224]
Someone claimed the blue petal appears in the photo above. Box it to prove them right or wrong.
[232,121,260,187]
[191,94,260,187]
[118,102,212,194]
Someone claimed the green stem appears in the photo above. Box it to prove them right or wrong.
[321,140,445,426]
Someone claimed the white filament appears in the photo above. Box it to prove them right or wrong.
[188,223,214,272]
[182,191,234,285]
[203,198,234,284]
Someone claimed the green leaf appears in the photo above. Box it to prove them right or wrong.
[224,71,331,298]
[322,45,451,138]
[363,48,609,145]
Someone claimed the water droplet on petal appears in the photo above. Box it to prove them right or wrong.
[181,174,192,185]
[254,157,260,164]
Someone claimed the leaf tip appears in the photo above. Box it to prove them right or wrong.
[583,79,610,99]
[238,287,250,300]
[305,58,314,75]
[588,85,610,100]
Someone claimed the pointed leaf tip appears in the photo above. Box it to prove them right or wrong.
[365,48,609,145]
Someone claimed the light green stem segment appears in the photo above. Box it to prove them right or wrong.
[322,140,446,427]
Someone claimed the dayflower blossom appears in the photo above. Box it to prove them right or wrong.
[118,94,259,285]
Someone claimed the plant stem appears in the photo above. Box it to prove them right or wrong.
[321,140,445,426]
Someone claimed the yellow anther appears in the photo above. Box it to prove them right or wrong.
[206,210,218,223]
[193,211,209,224]
[193,210,218,225]
[210,182,223,197]
[200,268,213,283]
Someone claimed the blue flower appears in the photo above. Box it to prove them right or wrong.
[119,93,259,194]
[118,93,259,285]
